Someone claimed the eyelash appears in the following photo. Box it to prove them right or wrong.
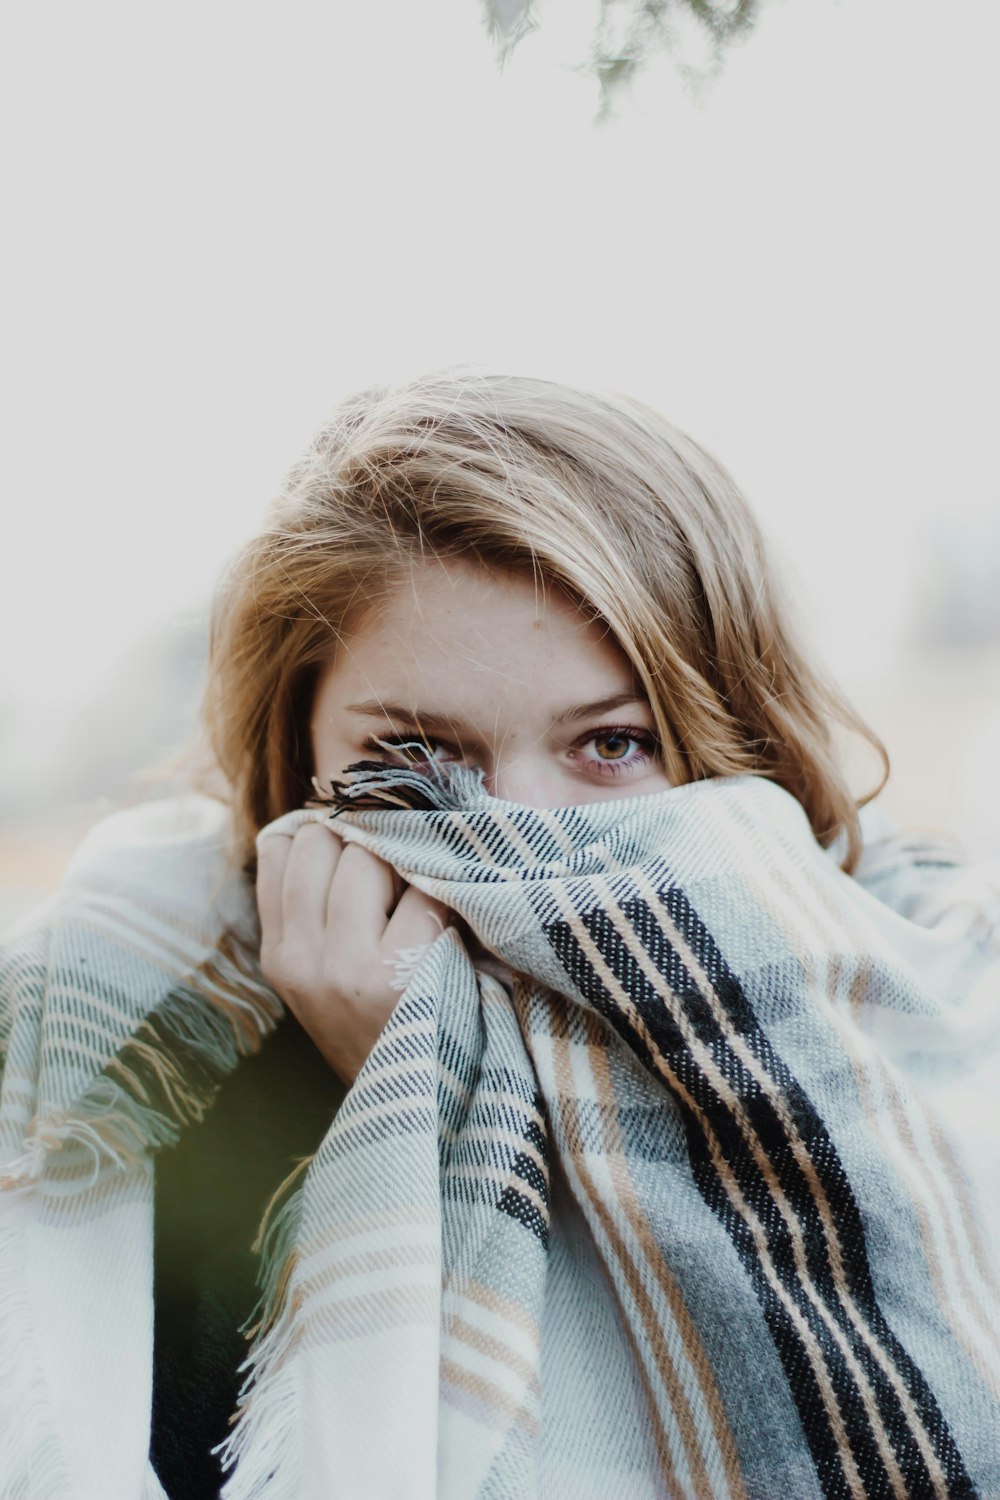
[362,726,658,778]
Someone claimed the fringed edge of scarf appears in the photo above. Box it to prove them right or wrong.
[0,930,286,1496]
[308,752,489,815]
[215,1155,312,1499]
[1,931,284,1190]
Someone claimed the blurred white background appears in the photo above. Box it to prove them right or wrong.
[2,0,998,930]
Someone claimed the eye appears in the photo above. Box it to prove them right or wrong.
[570,726,657,776]
[591,733,634,761]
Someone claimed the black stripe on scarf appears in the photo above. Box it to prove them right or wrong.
[441,1058,550,1249]
[533,875,977,1500]
[499,1111,550,1248]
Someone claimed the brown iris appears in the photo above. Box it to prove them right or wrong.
[594,734,631,760]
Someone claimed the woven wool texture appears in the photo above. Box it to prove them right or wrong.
[2,771,999,1499]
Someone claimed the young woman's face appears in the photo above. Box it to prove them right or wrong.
[311,557,672,808]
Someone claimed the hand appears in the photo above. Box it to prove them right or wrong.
[256,821,452,1087]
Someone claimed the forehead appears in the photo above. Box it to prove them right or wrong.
[374,555,560,631]
[314,556,637,726]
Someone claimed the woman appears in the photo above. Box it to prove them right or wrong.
[2,372,998,1499]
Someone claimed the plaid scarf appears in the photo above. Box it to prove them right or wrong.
[2,770,999,1499]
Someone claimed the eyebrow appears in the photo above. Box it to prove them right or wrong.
[344,691,647,734]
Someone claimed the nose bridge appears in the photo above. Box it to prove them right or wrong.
[487,745,556,807]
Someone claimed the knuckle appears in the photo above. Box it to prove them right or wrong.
[262,947,315,1000]
[292,822,322,843]
[295,821,340,850]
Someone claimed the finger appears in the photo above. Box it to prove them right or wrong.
[281,822,344,937]
[381,885,453,959]
[256,833,292,946]
[324,844,399,963]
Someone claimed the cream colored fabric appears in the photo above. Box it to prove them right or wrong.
[2,776,999,1499]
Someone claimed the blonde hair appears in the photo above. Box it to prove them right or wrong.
[203,371,887,872]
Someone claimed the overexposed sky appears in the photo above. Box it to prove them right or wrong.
[2,0,998,715]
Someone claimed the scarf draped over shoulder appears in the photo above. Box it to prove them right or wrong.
[2,768,999,1500]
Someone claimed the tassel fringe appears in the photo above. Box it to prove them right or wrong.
[5,932,282,1187]
[216,1164,310,1499]
[310,753,489,815]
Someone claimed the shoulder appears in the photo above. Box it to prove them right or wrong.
[65,793,243,908]
[850,804,1000,939]
[2,795,258,1060]
[68,792,233,866]
[7,793,252,957]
